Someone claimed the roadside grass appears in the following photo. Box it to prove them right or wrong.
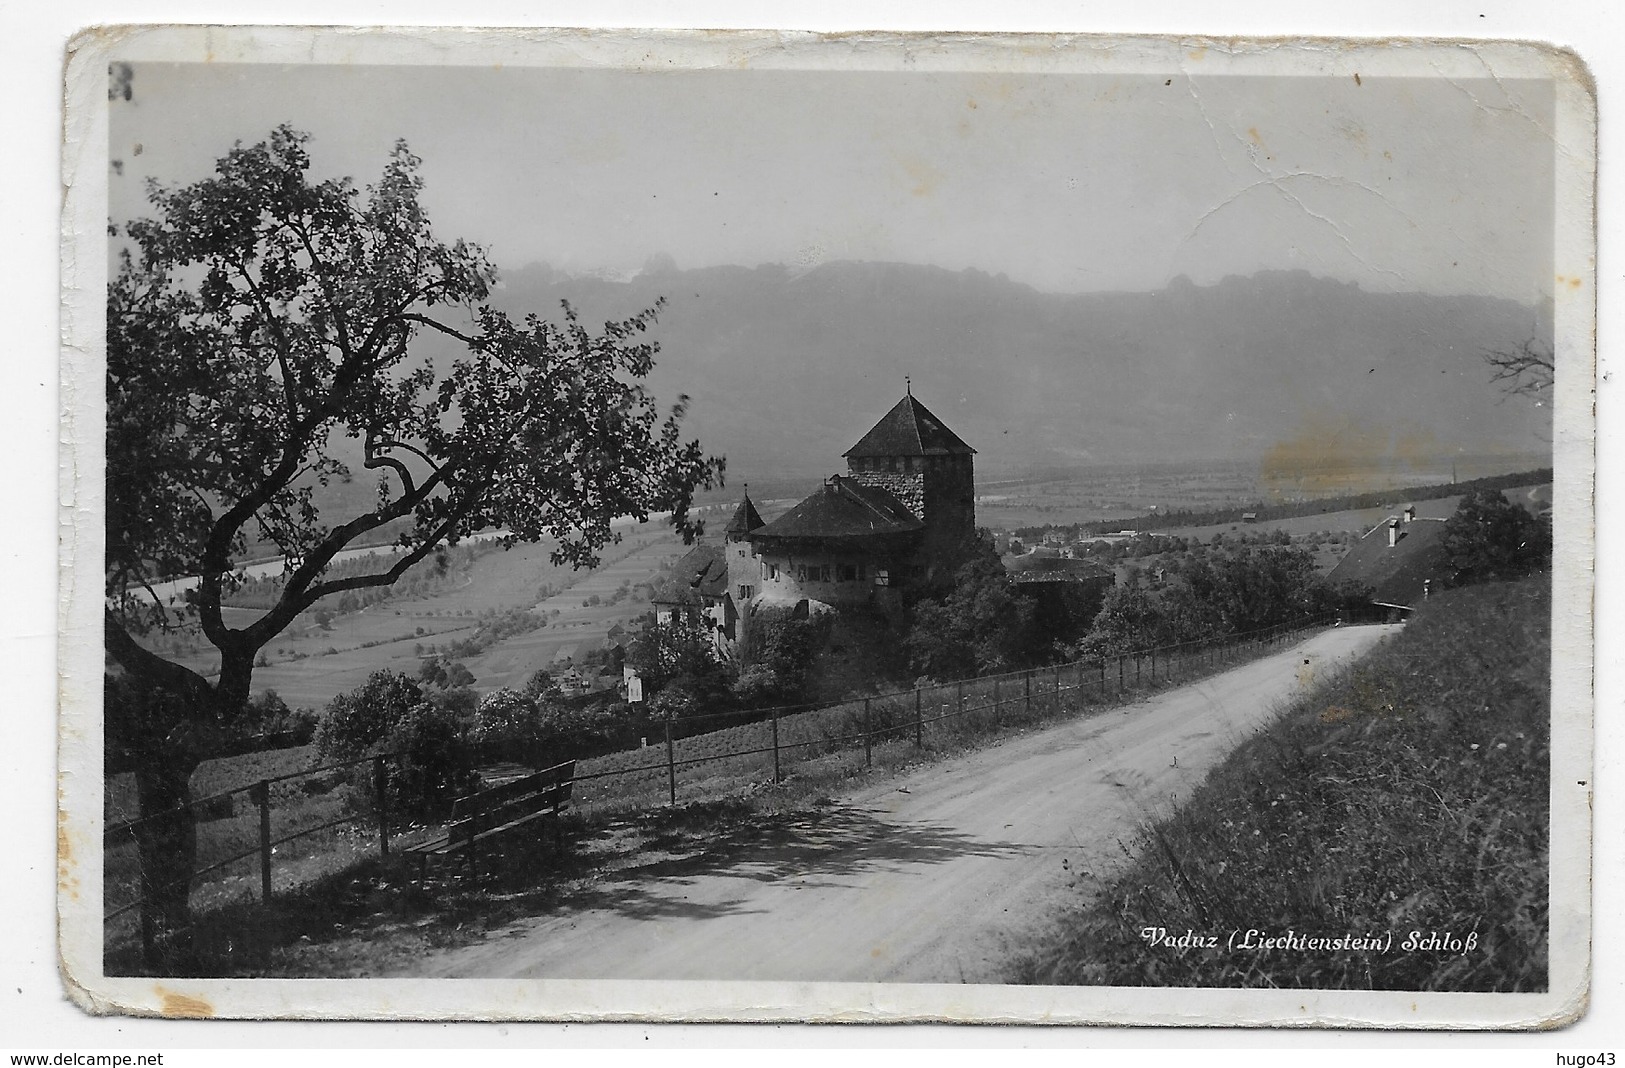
[1007,574,1550,991]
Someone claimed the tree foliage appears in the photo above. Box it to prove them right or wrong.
[106,124,721,723]
[1083,544,1346,657]
[1441,488,1550,587]
[314,670,426,762]
[468,688,542,745]
[904,537,1039,679]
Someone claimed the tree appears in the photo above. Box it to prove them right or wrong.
[1482,337,1555,398]
[904,539,1039,679]
[104,126,722,967]
[627,615,720,690]
[313,670,426,762]
[468,688,542,745]
[1441,488,1549,586]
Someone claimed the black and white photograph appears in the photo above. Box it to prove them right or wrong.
[58,25,1594,1026]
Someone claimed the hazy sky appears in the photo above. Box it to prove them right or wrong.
[109,62,1556,302]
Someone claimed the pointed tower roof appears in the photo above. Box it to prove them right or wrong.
[843,392,976,459]
[724,491,765,535]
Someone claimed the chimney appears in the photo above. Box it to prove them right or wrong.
[1403,504,1415,524]
[1387,518,1399,548]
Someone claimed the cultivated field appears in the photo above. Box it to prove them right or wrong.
[144,520,691,710]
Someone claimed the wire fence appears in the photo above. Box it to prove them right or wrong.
[104,609,1383,959]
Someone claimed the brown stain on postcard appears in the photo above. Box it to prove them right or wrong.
[58,783,80,902]
[156,987,216,1018]
[1260,417,1442,499]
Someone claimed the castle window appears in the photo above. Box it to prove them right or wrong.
[767,562,779,581]
[795,565,807,582]
[838,563,857,582]
[738,584,755,600]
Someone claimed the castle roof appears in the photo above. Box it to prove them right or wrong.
[751,476,924,542]
[843,393,976,459]
[724,494,765,535]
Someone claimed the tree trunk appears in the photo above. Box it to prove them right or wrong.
[131,749,200,972]
[105,622,248,974]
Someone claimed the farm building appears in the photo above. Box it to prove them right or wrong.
[1326,504,1448,618]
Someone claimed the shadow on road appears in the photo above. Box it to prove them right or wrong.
[546,801,1031,924]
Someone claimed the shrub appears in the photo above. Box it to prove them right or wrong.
[1442,488,1550,586]
[380,701,475,819]
[315,670,426,761]
[469,688,542,745]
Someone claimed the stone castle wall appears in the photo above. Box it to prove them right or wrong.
[848,471,926,520]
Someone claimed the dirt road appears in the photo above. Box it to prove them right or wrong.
[424,624,1399,983]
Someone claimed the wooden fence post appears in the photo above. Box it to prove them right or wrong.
[771,704,781,782]
[373,755,390,857]
[992,676,1001,724]
[863,697,872,767]
[1024,670,1032,717]
[664,719,676,805]
[1118,656,1125,691]
[253,780,272,906]
[914,687,923,748]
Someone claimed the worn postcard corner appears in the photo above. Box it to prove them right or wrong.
[61,24,1595,1027]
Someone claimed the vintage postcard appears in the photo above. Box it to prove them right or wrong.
[59,25,1595,1026]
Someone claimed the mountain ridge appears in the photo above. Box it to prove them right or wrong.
[476,261,1552,481]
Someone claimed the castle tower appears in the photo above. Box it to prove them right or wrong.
[843,388,976,568]
[723,488,766,644]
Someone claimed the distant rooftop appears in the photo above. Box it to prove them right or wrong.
[843,393,975,459]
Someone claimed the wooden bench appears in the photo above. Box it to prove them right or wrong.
[401,758,576,882]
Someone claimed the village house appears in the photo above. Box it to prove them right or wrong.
[649,542,737,655]
[1325,504,1447,618]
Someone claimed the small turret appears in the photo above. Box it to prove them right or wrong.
[725,487,765,541]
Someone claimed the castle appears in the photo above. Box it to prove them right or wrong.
[708,387,977,652]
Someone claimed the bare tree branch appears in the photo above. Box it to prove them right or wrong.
[1483,337,1555,398]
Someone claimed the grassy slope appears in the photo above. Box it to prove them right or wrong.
[1010,574,1550,991]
